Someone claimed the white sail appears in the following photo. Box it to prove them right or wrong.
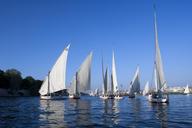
[184,84,190,94]
[154,7,166,91]
[39,76,48,95]
[94,88,99,95]
[70,74,78,94]
[112,52,118,93]
[147,5,169,103]
[129,66,140,94]
[76,52,93,93]
[143,81,150,95]
[39,44,70,95]
[154,67,158,92]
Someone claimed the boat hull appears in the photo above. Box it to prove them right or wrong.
[148,94,169,103]
[114,96,123,100]
[100,95,109,99]
[128,94,135,98]
[69,94,80,99]
[40,95,68,100]
[100,95,116,99]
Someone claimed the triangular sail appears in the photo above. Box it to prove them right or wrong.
[154,5,166,91]
[94,88,99,95]
[39,44,70,95]
[112,52,118,93]
[184,84,190,94]
[143,81,150,95]
[77,52,93,93]
[129,66,140,94]
[70,73,78,95]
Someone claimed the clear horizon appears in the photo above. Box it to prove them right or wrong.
[0,0,192,90]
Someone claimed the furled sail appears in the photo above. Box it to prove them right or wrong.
[111,52,118,93]
[103,68,108,95]
[76,52,93,93]
[129,66,140,94]
[39,44,70,95]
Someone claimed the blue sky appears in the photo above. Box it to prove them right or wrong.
[0,0,192,89]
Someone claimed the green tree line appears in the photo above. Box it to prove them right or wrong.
[0,68,42,96]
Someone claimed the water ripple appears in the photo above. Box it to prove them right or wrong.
[0,95,192,127]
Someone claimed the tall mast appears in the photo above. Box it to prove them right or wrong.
[104,67,108,95]
[48,71,50,96]
[102,56,105,84]
[111,74,114,94]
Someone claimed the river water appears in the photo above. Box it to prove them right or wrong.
[0,95,191,128]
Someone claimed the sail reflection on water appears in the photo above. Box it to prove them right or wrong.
[39,100,66,127]
[102,99,120,126]
[68,99,92,127]
[150,103,168,128]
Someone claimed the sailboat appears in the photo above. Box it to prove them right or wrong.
[143,81,150,96]
[111,52,123,99]
[100,56,110,99]
[94,88,99,96]
[128,66,140,98]
[100,67,109,99]
[148,5,169,103]
[69,72,80,99]
[184,84,190,95]
[69,52,93,99]
[39,44,70,100]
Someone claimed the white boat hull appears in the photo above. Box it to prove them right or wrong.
[148,94,168,103]
[40,95,67,100]
[100,95,116,99]
[114,96,123,100]
[100,95,109,99]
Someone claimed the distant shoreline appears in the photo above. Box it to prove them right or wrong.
[0,68,43,96]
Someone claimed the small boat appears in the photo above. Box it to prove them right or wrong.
[143,81,150,96]
[100,95,109,99]
[69,52,93,99]
[128,66,140,98]
[148,5,169,103]
[100,66,110,99]
[39,44,70,100]
[100,56,110,99]
[114,95,123,100]
[69,94,80,99]
[40,95,68,100]
[90,88,100,96]
[148,91,169,103]
[94,88,99,96]
[184,84,190,95]
[69,72,80,99]
[128,92,136,98]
